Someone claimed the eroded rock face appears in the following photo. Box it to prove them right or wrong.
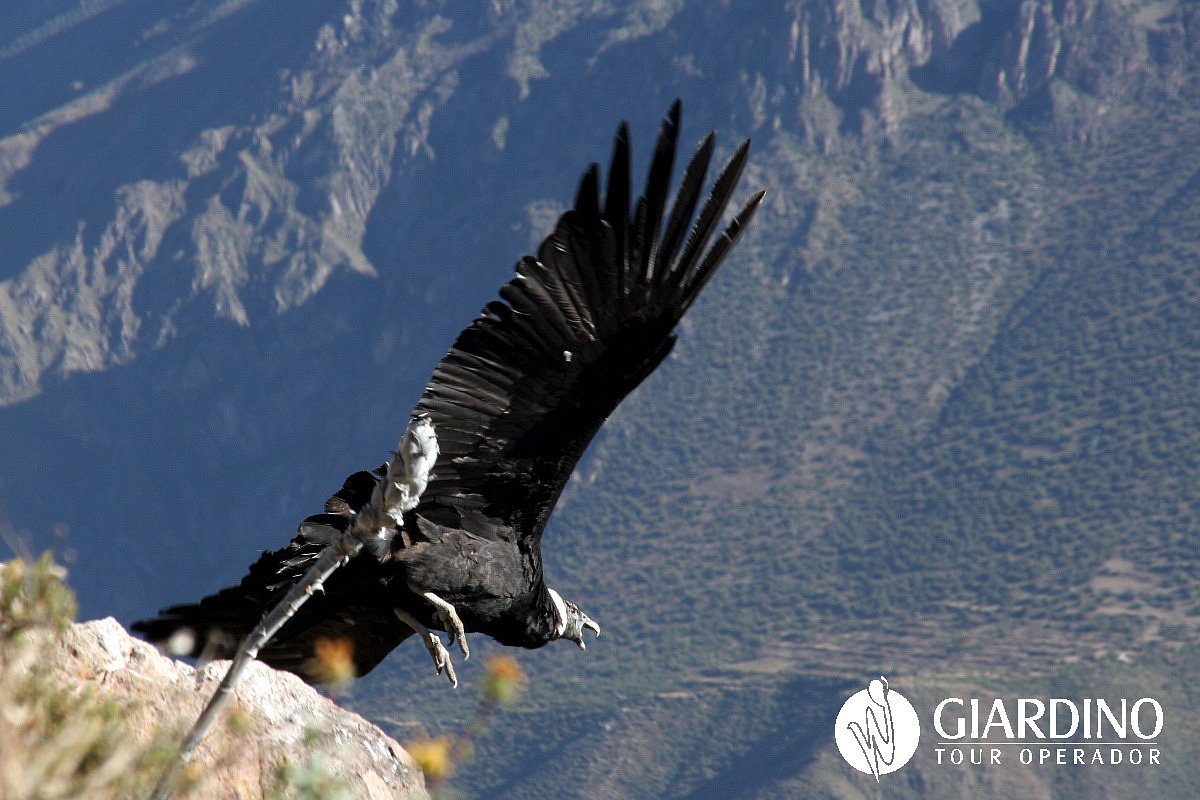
[44,617,427,800]
[0,3,470,407]
[785,0,1188,141]
[0,0,1186,407]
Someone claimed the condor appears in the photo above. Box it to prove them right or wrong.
[134,101,762,688]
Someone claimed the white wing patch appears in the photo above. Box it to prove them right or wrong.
[384,413,440,522]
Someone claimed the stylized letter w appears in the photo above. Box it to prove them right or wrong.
[846,676,896,782]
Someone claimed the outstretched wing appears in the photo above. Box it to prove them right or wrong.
[413,101,763,541]
[131,518,415,681]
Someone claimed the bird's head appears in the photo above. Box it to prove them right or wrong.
[547,588,600,649]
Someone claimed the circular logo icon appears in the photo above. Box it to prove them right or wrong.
[834,677,921,780]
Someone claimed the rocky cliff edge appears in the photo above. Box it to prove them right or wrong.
[18,615,428,800]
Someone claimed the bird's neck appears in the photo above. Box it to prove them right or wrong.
[490,584,560,649]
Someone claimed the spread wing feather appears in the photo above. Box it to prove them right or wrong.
[413,100,763,540]
[131,535,413,679]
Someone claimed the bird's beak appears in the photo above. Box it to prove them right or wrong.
[577,616,600,650]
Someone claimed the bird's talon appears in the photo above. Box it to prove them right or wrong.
[419,590,470,662]
[394,607,459,688]
[423,632,458,687]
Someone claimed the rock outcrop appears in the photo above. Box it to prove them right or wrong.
[42,617,428,800]
[764,0,1188,144]
[1,0,1187,407]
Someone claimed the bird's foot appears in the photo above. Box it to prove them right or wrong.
[393,608,458,688]
[419,590,470,660]
[419,630,458,688]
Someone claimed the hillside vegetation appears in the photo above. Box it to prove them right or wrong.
[1,1,1197,798]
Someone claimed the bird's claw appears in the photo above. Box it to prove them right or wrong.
[393,606,459,688]
[421,631,458,688]
[420,590,470,660]
[427,633,453,686]
[437,608,470,660]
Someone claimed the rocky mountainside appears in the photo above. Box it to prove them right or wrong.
[38,617,427,798]
[1,0,1184,407]
[0,552,427,800]
[2,1,1198,799]
[0,1,476,406]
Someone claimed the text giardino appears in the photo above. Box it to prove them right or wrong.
[933,697,1164,741]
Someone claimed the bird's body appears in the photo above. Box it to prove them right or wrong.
[134,102,762,685]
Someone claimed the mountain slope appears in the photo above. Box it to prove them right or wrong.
[1,1,1197,798]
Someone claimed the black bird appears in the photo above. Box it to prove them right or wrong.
[134,102,763,686]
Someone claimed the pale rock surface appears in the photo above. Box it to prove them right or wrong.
[42,617,428,800]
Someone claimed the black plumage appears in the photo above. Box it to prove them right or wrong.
[134,101,763,683]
